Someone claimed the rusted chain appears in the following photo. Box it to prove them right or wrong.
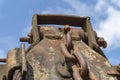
[89,70,98,80]
[61,25,89,80]
[73,46,88,77]
[72,65,83,80]
[60,43,75,61]
[61,42,88,78]
[64,25,73,51]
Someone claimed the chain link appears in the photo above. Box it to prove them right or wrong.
[61,25,89,80]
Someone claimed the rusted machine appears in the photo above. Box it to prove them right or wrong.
[0,14,120,80]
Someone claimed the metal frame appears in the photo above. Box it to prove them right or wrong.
[32,14,97,49]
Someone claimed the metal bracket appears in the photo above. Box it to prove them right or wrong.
[21,44,27,80]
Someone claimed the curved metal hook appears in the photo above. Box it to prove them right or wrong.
[72,65,83,80]
[60,43,75,61]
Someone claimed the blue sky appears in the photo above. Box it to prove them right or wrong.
[0,0,120,65]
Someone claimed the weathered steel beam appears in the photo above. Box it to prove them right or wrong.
[0,58,6,63]
[32,14,40,42]
[21,44,27,80]
[36,14,88,27]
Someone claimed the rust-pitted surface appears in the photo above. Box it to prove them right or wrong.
[75,41,117,80]
[7,48,21,69]
[25,26,118,80]
[0,58,6,62]
[26,39,68,80]
[36,14,88,27]
[26,26,71,80]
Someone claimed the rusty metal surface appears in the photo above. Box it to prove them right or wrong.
[60,43,75,60]
[21,14,106,59]
[2,26,118,80]
[26,26,71,80]
[26,39,68,80]
[62,25,89,79]
[89,70,98,80]
[6,48,21,70]
[75,41,118,80]
[24,26,117,80]
[72,65,83,80]
[6,48,22,80]
[73,46,88,78]
[36,14,88,27]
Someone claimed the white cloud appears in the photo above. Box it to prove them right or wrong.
[42,7,75,15]
[63,0,91,15]
[96,6,120,50]
[95,0,105,11]
[111,0,120,7]
[95,0,109,13]
[42,0,94,16]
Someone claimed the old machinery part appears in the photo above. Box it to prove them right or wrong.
[0,58,6,63]
[2,14,119,80]
[97,37,107,48]
[60,25,90,80]
[20,37,33,44]
[72,65,83,80]
[21,44,27,80]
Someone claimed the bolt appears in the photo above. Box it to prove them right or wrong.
[20,37,33,43]
[97,37,107,48]
[64,25,71,33]
[20,37,29,42]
